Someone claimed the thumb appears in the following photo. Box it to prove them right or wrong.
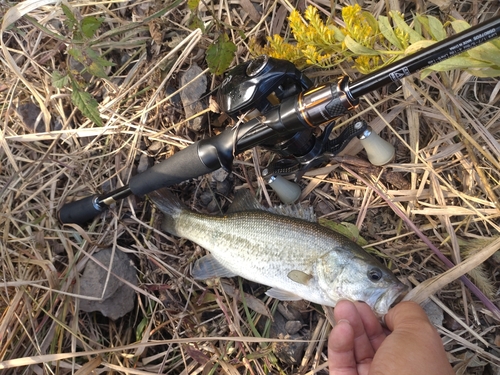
[384,301,433,332]
[371,301,455,375]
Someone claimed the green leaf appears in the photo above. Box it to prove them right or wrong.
[390,11,423,43]
[188,14,205,31]
[418,54,492,77]
[413,15,422,37]
[206,34,236,75]
[86,62,108,79]
[61,3,77,31]
[330,25,345,42]
[25,16,69,42]
[187,0,200,11]
[68,47,85,64]
[344,35,380,55]
[404,40,435,55]
[489,39,500,50]
[466,43,500,67]
[319,219,369,247]
[81,16,103,39]
[428,15,446,41]
[428,56,491,72]
[450,20,470,33]
[418,15,446,41]
[465,67,500,77]
[71,82,103,126]
[378,16,403,50]
[51,71,69,88]
[85,48,115,67]
[135,317,148,341]
[361,11,379,34]
[84,47,114,78]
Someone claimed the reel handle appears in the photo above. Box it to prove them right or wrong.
[358,126,395,166]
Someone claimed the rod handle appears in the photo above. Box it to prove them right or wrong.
[58,195,104,225]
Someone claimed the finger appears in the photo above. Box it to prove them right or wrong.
[371,301,455,375]
[384,301,432,331]
[354,302,387,351]
[328,319,358,375]
[333,300,375,364]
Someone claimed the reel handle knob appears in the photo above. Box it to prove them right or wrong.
[266,174,301,204]
[358,126,395,166]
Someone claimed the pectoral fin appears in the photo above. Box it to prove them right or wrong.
[266,288,302,301]
[192,255,237,280]
[287,270,313,285]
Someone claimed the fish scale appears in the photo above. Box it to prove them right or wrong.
[150,188,407,315]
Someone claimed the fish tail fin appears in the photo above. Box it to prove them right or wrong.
[148,188,185,235]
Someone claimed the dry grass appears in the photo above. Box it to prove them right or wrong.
[1,0,500,374]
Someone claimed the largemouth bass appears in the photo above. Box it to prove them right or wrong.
[149,188,407,315]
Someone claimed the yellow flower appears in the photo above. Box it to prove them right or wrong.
[251,4,420,72]
[395,28,410,50]
[354,55,382,74]
[341,4,378,47]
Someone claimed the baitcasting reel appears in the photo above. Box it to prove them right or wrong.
[216,54,395,202]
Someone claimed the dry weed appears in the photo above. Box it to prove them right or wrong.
[1,0,500,374]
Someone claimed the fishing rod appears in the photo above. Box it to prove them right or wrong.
[59,15,500,225]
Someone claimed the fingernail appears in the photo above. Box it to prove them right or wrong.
[336,319,350,326]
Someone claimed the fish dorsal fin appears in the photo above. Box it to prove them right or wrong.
[227,189,316,222]
[226,190,263,214]
[287,270,313,285]
[192,255,238,280]
[269,205,316,223]
[266,288,303,301]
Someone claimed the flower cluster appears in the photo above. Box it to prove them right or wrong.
[252,4,500,77]
[341,4,378,48]
[254,5,345,68]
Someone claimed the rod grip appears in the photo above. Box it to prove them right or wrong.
[59,195,104,225]
[129,141,216,196]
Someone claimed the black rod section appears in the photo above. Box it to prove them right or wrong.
[349,15,500,98]
[96,186,133,206]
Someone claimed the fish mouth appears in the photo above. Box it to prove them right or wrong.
[374,283,409,315]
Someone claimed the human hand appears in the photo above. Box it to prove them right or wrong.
[328,300,455,375]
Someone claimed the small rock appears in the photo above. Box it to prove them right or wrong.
[16,103,46,133]
[255,303,307,365]
[79,248,137,320]
[165,85,182,104]
[216,180,233,196]
[285,320,302,335]
[179,64,207,132]
[270,310,307,365]
[206,198,220,213]
[15,103,65,133]
[148,141,164,154]
[211,169,229,183]
[210,169,233,196]
[199,191,214,206]
[277,302,304,321]
[137,154,151,174]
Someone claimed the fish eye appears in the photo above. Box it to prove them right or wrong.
[367,268,383,282]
